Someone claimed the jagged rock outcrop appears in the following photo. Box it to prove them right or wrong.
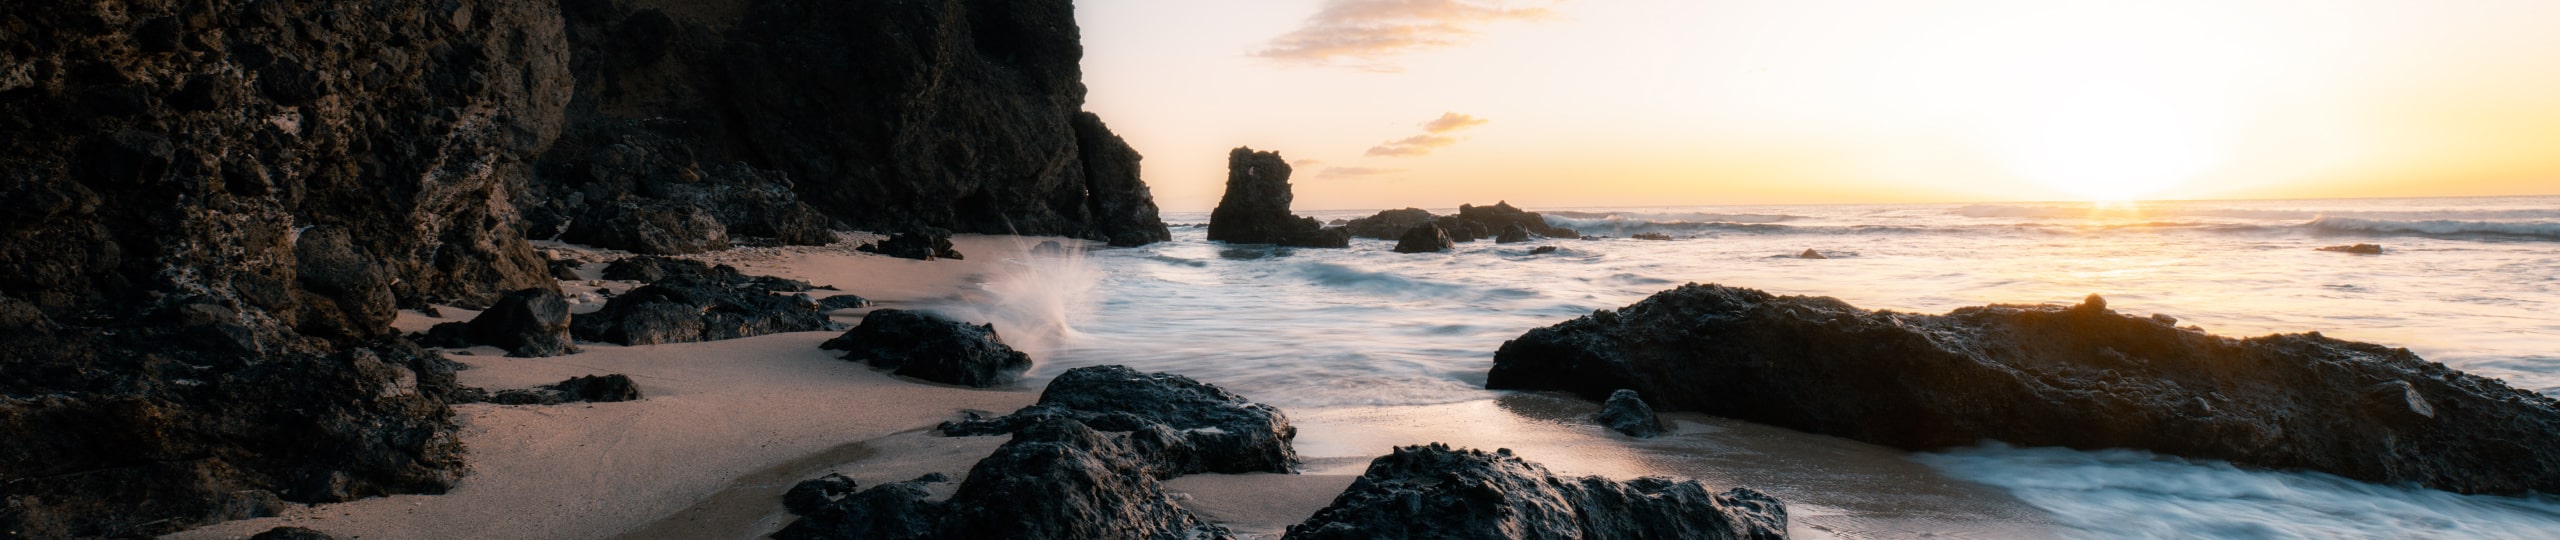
[1596,389,1667,438]
[599,256,813,292]
[858,228,965,261]
[943,365,1298,475]
[776,419,1235,540]
[1207,147,1349,248]
[1489,284,2560,495]
[460,374,643,405]
[570,277,831,346]
[420,288,578,357]
[1393,223,1455,254]
[1284,444,1787,539]
[526,0,1170,248]
[0,0,562,535]
[820,310,1031,387]
[1343,201,1578,243]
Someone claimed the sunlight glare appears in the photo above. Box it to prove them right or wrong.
[2003,81,2224,202]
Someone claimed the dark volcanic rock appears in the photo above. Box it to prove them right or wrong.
[1343,208,1435,240]
[1206,147,1350,248]
[598,256,811,292]
[1631,232,1674,241]
[426,288,578,358]
[1457,201,1578,239]
[1489,284,2560,495]
[858,229,965,261]
[1344,201,1578,243]
[776,419,1234,540]
[528,0,1170,245]
[249,526,338,540]
[1597,389,1668,438]
[1529,245,1561,255]
[463,374,643,405]
[1393,223,1456,254]
[1496,223,1533,243]
[2319,243,2385,255]
[560,199,732,255]
[820,310,1031,387]
[570,277,830,346]
[943,365,1298,475]
[1284,444,1786,540]
[1797,248,1827,259]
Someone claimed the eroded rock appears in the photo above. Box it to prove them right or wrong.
[421,288,577,357]
[1206,147,1349,248]
[776,419,1233,540]
[942,365,1297,475]
[820,310,1030,387]
[1393,223,1455,254]
[1284,444,1786,539]
[1597,389,1667,438]
[1489,284,2560,495]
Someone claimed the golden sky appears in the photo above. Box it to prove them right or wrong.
[1078,0,2560,211]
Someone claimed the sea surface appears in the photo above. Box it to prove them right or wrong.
[943,196,2560,539]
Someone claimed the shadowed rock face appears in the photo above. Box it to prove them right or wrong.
[527,0,1170,247]
[942,365,1299,475]
[776,419,1235,540]
[1490,283,2560,495]
[1207,147,1349,248]
[1284,444,1787,540]
[570,277,831,346]
[1393,223,1455,253]
[821,309,1031,388]
[420,288,578,357]
[1344,201,1579,243]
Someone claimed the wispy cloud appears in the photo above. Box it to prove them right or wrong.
[1318,166,1406,179]
[1257,0,1557,71]
[1367,112,1489,157]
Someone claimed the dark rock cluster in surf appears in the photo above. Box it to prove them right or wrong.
[1393,222,1457,253]
[1284,444,1787,539]
[821,309,1032,388]
[2318,243,2385,255]
[1490,284,2560,495]
[1344,201,1580,244]
[1207,147,1351,248]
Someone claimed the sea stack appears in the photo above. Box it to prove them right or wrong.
[1207,147,1350,248]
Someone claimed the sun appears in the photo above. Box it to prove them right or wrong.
[2000,82,2224,203]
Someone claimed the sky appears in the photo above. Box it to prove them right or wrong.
[1075,0,2560,212]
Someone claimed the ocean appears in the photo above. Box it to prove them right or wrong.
[948,196,2560,538]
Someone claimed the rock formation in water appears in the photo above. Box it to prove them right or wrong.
[1489,284,2560,495]
[1631,232,1674,241]
[776,418,1236,540]
[1283,444,1787,539]
[821,309,1032,388]
[2319,243,2385,255]
[1206,147,1349,248]
[943,365,1299,475]
[420,288,579,357]
[524,0,1170,251]
[1344,202,1580,243]
[1393,223,1456,253]
[1797,248,1827,259]
[1596,389,1668,438]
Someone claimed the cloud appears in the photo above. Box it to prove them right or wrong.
[1366,112,1488,157]
[1318,166,1406,179]
[1257,0,1556,70]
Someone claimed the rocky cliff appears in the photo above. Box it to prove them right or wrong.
[0,0,1167,535]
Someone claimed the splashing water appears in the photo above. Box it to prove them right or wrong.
[938,238,1106,361]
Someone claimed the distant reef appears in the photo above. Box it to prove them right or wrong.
[1490,284,2560,495]
[0,0,1166,535]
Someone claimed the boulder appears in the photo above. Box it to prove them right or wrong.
[858,229,965,261]
[1596,389,1667,438]
[571,278,831,345]
[1489,284,2560,495]
[1529,246,1560,255]
[1206,147,1350,248]
[1393,223,1456,254]
[423,288,577,357]
[942,365,1297,475]
[599,256,812,292]
[2318,243,2385,255]
[1496,224,1532,243]
[1456,201,1578,239]
[776,419,1234,540]
[1283,444,1786,539]
[1343,208,1434,240]
[815,295,872,312]
[462,374,643,405]
[1345,203,1578,243]
[820,310,1031,387]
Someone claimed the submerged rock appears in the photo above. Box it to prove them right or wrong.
[1496,223,1533,243]
[2318,243,2385,255]
[1530,245,1561,255]
[1489,283,2560,495]
[1798,248,1827,259]
[1393,223,1456,254]
[1206,147,1349,248]
[1631,232,1674,241]
[776,419,1234,540]
[858,229,965,261]
[820,310,1031,387]
[1284,444,1786,539]
[1596,389,1668,438]
[421,288,578,357]
[943,365,1298,475]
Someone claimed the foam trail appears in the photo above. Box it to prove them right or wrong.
[1918,444,2560,539]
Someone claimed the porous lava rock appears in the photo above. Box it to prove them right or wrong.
[775,419,1234,540]
[1393,223,1456,254]
[1283,444,1787,539]
[942,365,1298,476]
[1207,147,1349,248]
[1489,284,2560,495]
[421,288,578,357]
[820,310,1031,387]
[1597,389,1668,438]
